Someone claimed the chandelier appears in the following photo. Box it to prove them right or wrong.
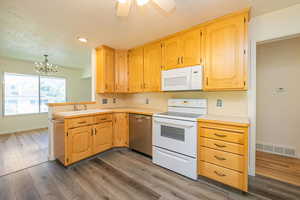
[35,55,58,74]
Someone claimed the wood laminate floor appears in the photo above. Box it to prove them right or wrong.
[1,149,300,200]
[256,151,300,187]
[0,129,48,177]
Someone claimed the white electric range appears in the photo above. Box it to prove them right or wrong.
[152,99,208,180]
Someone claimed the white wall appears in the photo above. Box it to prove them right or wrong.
[0,56,91,134]
[256,37,300,158]
[249,3,300,175]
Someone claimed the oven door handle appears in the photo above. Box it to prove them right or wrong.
[153,120,194,128]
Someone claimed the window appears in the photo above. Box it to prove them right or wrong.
[4,73,66,115]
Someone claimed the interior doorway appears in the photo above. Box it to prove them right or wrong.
[256,36,300,186]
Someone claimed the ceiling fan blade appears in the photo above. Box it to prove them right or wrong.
[152,0,175,12]
[116,0,132,17]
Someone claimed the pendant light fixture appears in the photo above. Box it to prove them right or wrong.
[35,55,58,74]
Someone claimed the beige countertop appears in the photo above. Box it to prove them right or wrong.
[53,107,165,120]
[198,114,250,126]
[53,107,250,126]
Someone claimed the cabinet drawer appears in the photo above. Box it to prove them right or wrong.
[95,114,112,123]
[67,117,94,129]
[199,147,244,172]
[199,137,244,155]
[199,161,245,190]
[200,127,244,144]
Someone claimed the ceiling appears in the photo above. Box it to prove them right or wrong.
[1,0,300,69]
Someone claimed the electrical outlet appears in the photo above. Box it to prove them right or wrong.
[102,99,108,104]
[146,98,149,104]
[113,98,116,103]
[216,99,223,108]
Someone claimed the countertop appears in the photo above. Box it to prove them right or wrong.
[198,114,250,126]
[53,107,250,126]
[52,107,165,120]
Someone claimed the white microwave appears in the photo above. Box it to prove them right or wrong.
[161,66,203,91]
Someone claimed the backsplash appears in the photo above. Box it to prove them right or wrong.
[123,91,248,117]
[95,91,248,117]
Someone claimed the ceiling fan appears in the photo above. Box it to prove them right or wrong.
[116,0,176,17]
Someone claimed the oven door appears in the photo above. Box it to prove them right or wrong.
[153,117,197,157]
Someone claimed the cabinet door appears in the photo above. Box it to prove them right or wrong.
[204,15,247,91]
[143,42,162,92]
[95,46,115,93]
[104,47,115,92]
[162,36,181,70]
[93,122,113,154]
[181,29,202,66]
[128,48,144,92]
[115,50,128,93]
[67,126,93,164]
[113,113,129,147]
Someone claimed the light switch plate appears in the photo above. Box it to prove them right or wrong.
[216,99,223,108]
[146,98,149,104]
[102,99,108,104]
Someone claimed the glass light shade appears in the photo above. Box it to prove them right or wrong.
[136,0,149,6]
[118,0,128,3]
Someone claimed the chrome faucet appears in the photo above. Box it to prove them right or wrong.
[73,104,87,111]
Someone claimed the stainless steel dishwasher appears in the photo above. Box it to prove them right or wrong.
[129,114,152,156]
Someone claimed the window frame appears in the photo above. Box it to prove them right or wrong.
[2,72,67,116]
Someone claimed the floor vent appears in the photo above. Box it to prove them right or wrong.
[256,142,296,158]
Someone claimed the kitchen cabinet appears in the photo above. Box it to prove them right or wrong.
[198,120,249,191]
[54,113,114,166]
[96,46,115,93]
[128,47,144,92]
[162,29,202,70]
[143,42,162,92]
[204,13,248,91]
[67,126,93,164]
[93,122,113,154]
[113,113,129,147]
[115,50,129,93]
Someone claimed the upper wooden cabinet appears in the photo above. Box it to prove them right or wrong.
[115,50,129,93]
[96,46,115,93]
[162,29,202,70]
[143,42,162,92]
[162,36,181,69]
[204,13,248,91]
[128,47,144,93]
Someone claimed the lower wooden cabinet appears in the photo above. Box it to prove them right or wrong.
[67,126,93,164]
[113,113,129,147]
[198,120,249,191]
[93,122,113,154]
[55,114,114,166]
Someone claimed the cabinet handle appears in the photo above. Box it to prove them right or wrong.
[91,129,93,136]
[105,84,108,89]
[214,171,226,177]
[214,155,226,161]
[78,121,87,124]
[144,83,146,88]
[99,118,107,121]
[206,77,208,86]
[177,57,180,64]
[181,56,183,64]
[214,143,226,148]
[94,128,97,135]
[214,133,227,138]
